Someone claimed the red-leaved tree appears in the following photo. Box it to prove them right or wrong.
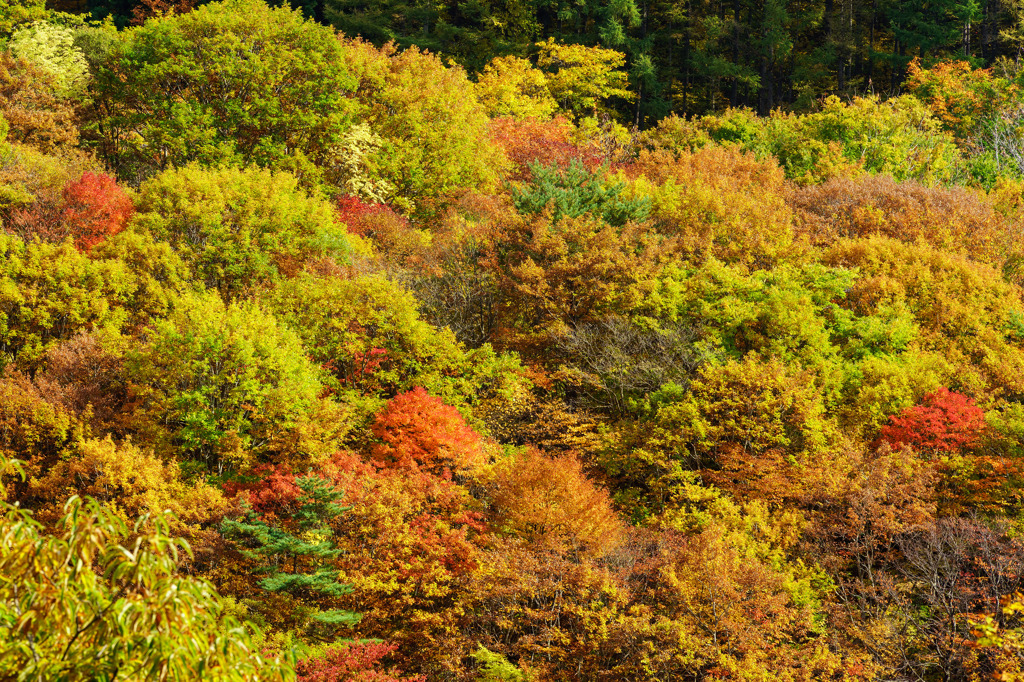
[60,172,135,250]
[371,387,489,477]
[296,641,425,682]
[9,172,134,250]
[488,116,602,182]
[880,388,986,452]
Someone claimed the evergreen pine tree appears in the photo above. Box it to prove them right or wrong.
[221,475,361,638]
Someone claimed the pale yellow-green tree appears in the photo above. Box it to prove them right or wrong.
[534,39,632,119]
[0,456,294,681]
[476,55,558,119]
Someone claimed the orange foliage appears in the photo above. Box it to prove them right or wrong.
[465,538,627,680]
[30,436,228,536]
[905,59,1004,142]
[630,146,797,267]
[229,451,485,675]
[335,194,427,267]
[0,53,78,152]
[488,116,602,182]
[803,443,937,575]
[32,333,137,438]
[296,641,424,682]
[0,369,81,504]
[489,449,623,556]
[788,175,1015,270]
[131,0,197,24]
[60,172,135,250]
[371,387,490,477]
[9,172,134,250]
[241,451,485,676]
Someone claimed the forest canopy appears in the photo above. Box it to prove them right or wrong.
[3,0,1024,680]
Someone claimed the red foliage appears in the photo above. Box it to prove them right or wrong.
[226,461,303,522]
[60,172,134,250]
[296,641,425,682]
[344,348,387,391]
[231,451,484,673]
[370,387,489,476]
[11,172,134,250]
[880,388,987,452]
[337,196,386,235]
[130,0,197,25]
[336,195,428,266]
[488,116,602,182]
[336,196,407,239]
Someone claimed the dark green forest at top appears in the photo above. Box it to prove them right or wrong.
[67,0,1024,122]
[5,0,1024,680]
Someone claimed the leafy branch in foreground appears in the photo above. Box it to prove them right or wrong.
[0,453,292,681]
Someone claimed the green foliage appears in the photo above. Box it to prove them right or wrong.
[824,237,1024,399]
[5,2,1024,679]
[89,0,360,185]
[125,291,333,472]
[649,95,965,185]
[265,272,522,414]
[0,484,293,681]
[130,165,365,299]
[511,159,650,227]
[221,475,361,639]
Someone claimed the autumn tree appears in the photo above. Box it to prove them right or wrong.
[534,39,632,119]
[488,448,622,556]
[0,369,81,503]
[485,200,672,339]
[29,436,228,536]
[0,233,178,369]
[130,165,366,299]
[475,56,558,120]
[787,174,1016,272]
[631,145,797,268]
[89,0,361,185]
[0,53,78,152]
[296,641,424,682]
[463,538,627,680]
[880,387,987,452]
[13,171,134,249]
[488,116,602,182]
[341,39,505,215]
[264,272,522,413]
[233,451,484,676]
[8,20,89,97]
[371,386,490,478]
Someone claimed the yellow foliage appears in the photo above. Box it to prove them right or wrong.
[31,436,228,535]
[475,56,557,120]
[535,38,632,118]
[632,146,799,268]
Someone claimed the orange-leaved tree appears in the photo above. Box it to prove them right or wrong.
[371,387,490,477]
